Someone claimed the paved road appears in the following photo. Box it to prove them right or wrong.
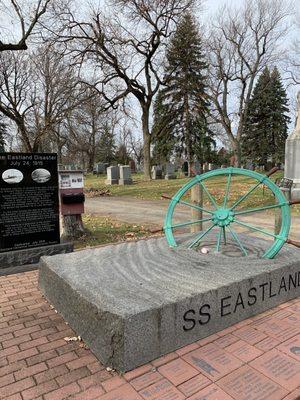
[85,196,300,239]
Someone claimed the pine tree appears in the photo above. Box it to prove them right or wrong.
[152,12,212,175]
[152,91,176,164]
[97,123,116,164]
[242,67,290,168]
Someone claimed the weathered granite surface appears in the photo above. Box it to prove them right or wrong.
[0,243,73,273]
[39,235,300,372]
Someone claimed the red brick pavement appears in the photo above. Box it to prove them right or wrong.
[0,270,299,400]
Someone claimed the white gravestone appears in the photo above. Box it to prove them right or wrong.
[284,92,300,200]
[151,166,163,180]
[119,166,133,185]
[105,166,119,185]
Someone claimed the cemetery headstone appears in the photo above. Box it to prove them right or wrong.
[191,161,201,175]
[94,163,106,175]
[182,161,188,176]
[129,160,136,174]
[119,165,133,185]
[165,163,176,180]
[0,153,72,272]
[151,165,163,180]
[285,91,300,200]
[105,166,119,185]
[245,162,254,170]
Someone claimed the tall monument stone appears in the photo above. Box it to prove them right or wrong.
[285,92,300,200]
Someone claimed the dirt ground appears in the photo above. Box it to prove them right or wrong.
[85,196,300,240]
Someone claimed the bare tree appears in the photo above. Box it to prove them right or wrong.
[66,88,108,171]
[0,0,52,52]
[286,16,300,86]
[56,0,196,179]
[30,45,80,155]
[206,0,290,166]
[0,51,36,150]
[127,129,143,168]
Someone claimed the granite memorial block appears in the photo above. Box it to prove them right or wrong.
[119,165,133,185]
[39,234,300,372]
[105,166,119,185]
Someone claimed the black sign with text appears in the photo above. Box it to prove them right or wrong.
[0,153,60,252]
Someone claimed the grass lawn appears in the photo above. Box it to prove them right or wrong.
[73,214,158,249]
[84,170,298,213]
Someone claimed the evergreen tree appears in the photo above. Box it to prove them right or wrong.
[115,144,130,165]
[242,67,290,168]
[0,116,6,152]
[152,12,212,175]
[97,123,116,164]
[269,67,290,164]
[152,91,176,164]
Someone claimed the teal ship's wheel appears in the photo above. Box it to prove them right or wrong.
[163,167,293,259]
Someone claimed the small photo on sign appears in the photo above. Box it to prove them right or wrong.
[2,169,23,184]
[31,168,51,183]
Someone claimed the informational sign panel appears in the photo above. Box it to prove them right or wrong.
[0,153,60,252]
[59,171,84,189]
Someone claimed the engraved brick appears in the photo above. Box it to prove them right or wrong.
[158,359,199,386]
[250,349,300,391]
[183,343,243,381]
[225,340,263,362]
[177,374,211,397]
[218,365,288,400]
[139,379,184,400]
[130,372,163,391]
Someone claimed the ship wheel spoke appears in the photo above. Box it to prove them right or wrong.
[168,216,213,230]
[222,226,227,244]
[198,181,218,210]
[223,172,232,208]
[230,180,263,210]
[216,227,223,252]
[227,226,248,256]
[234,203,284,216]
[174,198,214,215]
[234,219,280,240]
[188,223,216,249]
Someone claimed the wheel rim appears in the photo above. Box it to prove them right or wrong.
[164,167,291,259]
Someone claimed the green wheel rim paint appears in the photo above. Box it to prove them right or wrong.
[164,167,291,259]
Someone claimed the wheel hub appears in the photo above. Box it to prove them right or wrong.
[212,208,235,227]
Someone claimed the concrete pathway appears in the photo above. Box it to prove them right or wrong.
[0,271,299,400]
[85,196,300,239]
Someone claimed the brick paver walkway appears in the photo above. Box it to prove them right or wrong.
[0,271,299,400]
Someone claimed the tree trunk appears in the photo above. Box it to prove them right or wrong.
[18,122,33,152]
[87,152,94,173]
[232,139,242,167]
[142,108,151,180]
[61,215,85,239]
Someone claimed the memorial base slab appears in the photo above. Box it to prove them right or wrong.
[38,236,300,372]
[0,243,73,274]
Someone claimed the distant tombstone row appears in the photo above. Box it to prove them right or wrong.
[58,163,81,171]
[105,165,133,185]
[152,163,176,180]
[94,163,108,175]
